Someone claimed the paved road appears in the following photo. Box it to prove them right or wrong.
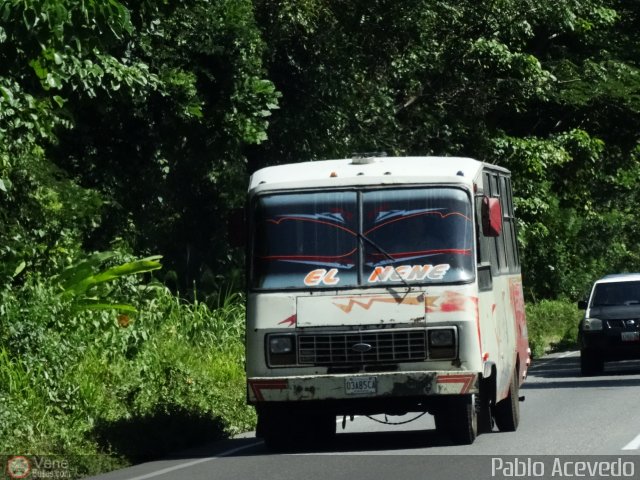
[93,352,640,480]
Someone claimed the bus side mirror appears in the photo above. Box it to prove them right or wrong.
[227,207,246,247]
[481,196,502,237]
[577,300,587,310]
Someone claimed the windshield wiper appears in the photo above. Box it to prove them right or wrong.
[358,233,413,292]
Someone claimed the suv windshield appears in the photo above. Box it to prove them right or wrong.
[252,188,474,289]
[590,281,640,307]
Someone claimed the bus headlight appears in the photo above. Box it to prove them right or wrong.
[427,327,457,359]
[269,335,294,354]
[266,334,297,366]
[429,329,455,346]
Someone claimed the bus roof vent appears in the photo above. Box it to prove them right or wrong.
[351,151,387,165]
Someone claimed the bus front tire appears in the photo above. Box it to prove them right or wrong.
[258,406,336,452]
[477,376,494,434]
[435,395,478,445]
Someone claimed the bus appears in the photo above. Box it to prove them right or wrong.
[243,155,530,449]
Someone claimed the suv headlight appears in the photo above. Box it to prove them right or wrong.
[583,318,603,331]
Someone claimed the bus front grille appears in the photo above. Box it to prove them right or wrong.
[298,331,427,365]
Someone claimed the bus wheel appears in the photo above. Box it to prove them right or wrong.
[444,395,478,445]
[307,411,337,446]
[258,406,290,451]
[477,377,493,434]
[494,368,520,432]
[259,407,335,452]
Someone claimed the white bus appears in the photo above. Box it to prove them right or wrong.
[244,155,530,449]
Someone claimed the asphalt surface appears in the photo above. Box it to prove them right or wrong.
[91,351,640,480]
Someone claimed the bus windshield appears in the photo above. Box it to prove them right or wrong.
[252,188,474,289]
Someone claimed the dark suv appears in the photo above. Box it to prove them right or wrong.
[578,274,640,376]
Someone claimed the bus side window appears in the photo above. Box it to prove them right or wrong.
[501,176,520,273]
[493,175,508,273]
[475,191,491,291]
[483,171,507,275]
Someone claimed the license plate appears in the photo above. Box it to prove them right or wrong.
[345,376,377,395]
[621,331,640,342]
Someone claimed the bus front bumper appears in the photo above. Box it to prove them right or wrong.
[247,370,478,403]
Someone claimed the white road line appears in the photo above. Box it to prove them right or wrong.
[122,441,263,480]
[622,433,640,450]
[216,441,264,457]
[528,351,576,371]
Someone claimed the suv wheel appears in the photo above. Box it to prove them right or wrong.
[580,349,604,376]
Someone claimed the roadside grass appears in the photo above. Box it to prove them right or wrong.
[526,299,582,358]
[0,278,254,477]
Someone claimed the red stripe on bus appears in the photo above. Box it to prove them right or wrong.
[248,380,289,401]
[436,374,475,394]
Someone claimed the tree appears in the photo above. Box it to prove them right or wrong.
[0,0,279,290]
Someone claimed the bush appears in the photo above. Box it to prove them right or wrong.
[0,272,252,477]
[526,299,582,357]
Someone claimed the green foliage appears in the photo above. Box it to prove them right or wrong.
[526,299,582,357]
[0,0,279,293]
[57,252,162,312]
[0,0,151,286]
[0,2,274,467]
[0,275,251,472]
[38,0,280,290]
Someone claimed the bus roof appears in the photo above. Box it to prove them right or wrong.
[248,156,507,194]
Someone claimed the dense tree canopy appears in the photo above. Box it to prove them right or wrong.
[2,0,640,300]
